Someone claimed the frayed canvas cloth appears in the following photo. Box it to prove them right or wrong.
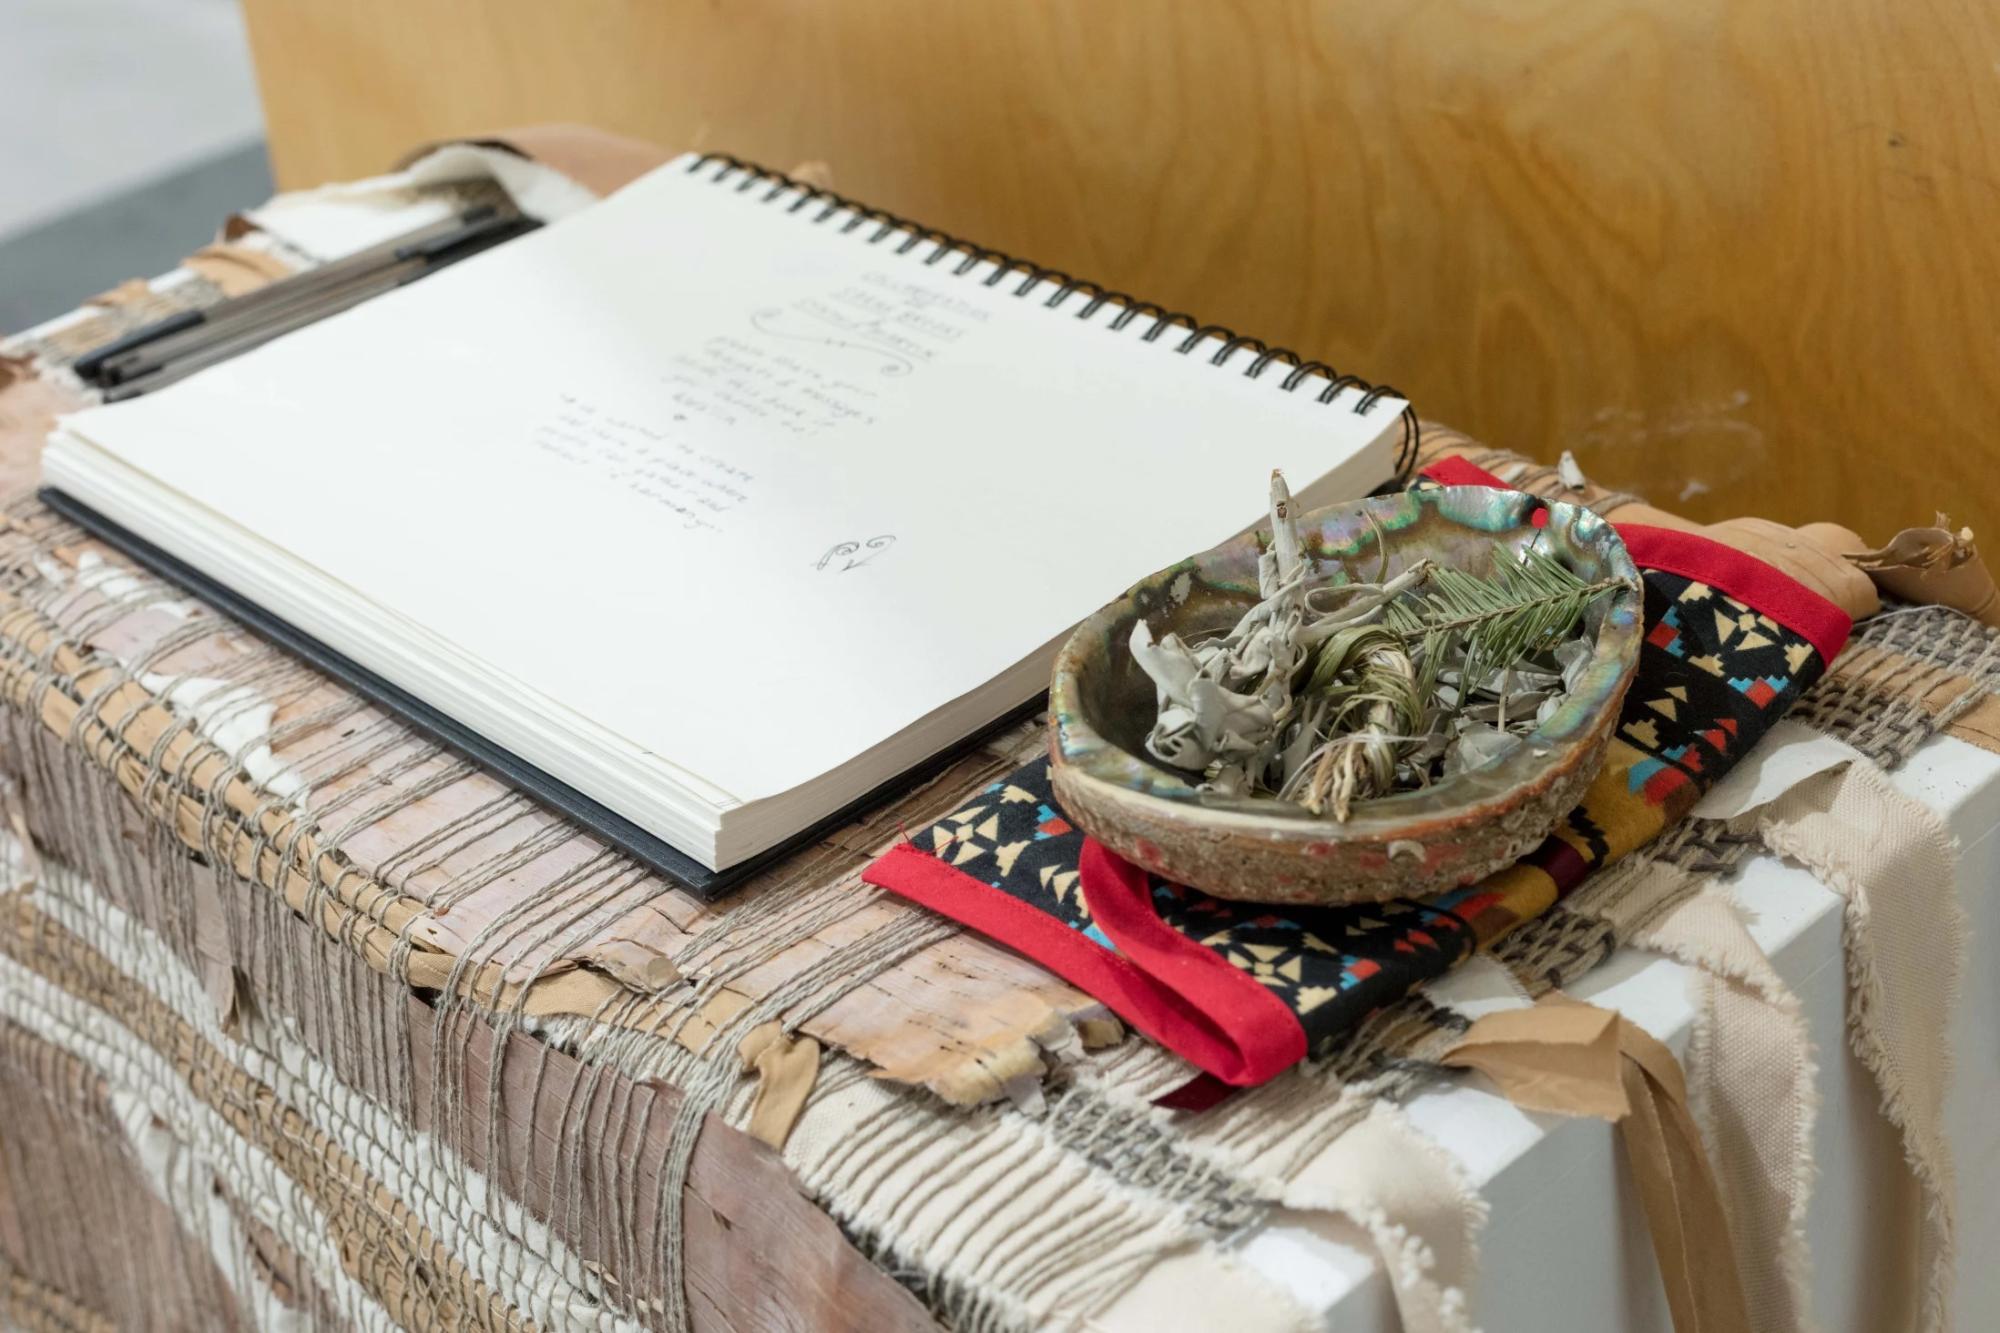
[1755,762,1964,1332]
[1565,739,1967,1333]
[1442,997,1758,1333]
[1626,876,1818,1332]
[1279,1102,1488,1333]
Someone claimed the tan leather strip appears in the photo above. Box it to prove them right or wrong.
[1443,997,1753,1333]
[1616,1018,1756,1333]
[738,1020,822,1150]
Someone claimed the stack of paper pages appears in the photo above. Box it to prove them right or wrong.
[44,155,1405,892]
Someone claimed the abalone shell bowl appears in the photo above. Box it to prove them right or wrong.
[1048,486,1644,905]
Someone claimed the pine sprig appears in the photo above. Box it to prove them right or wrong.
[1381,547,1623,694]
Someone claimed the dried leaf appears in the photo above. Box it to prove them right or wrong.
[1845,516,1977,573]
[1133,469,1621,817]
[1558,450,1589,491]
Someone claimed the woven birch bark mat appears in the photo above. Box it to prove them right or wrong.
[4,255,1999,1329]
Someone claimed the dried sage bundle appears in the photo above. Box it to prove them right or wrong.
[1132,472,1623,818]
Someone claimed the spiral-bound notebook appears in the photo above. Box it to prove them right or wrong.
[43,153,1412,898]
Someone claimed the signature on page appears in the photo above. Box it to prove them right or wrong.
[814,536,896,572]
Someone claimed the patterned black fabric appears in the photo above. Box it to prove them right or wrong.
[896,541,1839,1062]
[1616,572,1821,808]
[916,762,1476,1048]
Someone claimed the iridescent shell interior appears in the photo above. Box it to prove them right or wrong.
[1048,486,1644,903]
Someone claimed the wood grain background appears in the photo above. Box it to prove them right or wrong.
[240,0,1999,540]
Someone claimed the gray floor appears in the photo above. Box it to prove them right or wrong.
[0,0,268,334]
[0,143,273,334]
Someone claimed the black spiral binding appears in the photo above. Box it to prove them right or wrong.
[688,153,1420,482]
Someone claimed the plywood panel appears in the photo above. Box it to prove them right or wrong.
[239,0,1999,541]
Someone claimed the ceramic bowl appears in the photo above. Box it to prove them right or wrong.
[1047,486,1643,904]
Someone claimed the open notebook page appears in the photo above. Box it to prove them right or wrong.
[52,155,1401,856]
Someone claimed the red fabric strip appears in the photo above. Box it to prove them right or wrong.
[1154,1073,1238,1112]
[1076,840,1308,1083]
[863,843,1301,1085]
[1616,524,1851,666]
[1530,836,1592,894]
[1419,456,1511,489]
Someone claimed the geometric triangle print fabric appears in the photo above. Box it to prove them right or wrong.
[871,757,1468,1082]
[866,462,1850,1087]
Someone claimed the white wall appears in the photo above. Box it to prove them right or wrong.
[0,0,263,240]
